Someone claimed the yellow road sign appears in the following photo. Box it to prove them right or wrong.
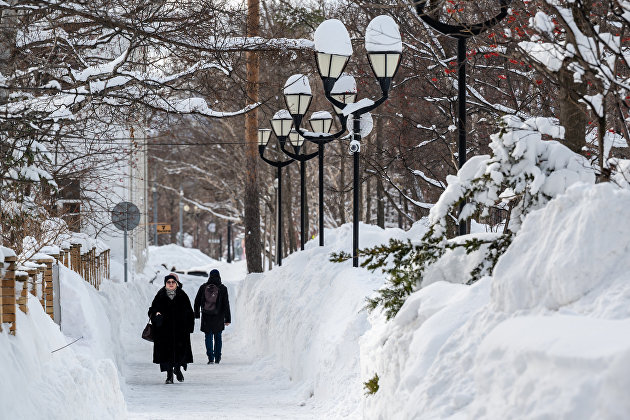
[156,224,171,233]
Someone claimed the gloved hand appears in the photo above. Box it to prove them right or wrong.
[153,313,164,327]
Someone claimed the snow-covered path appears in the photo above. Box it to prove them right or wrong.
[121,259,324,419]
[124,333,317,419]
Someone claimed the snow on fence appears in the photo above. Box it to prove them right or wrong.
[0,240,110,335]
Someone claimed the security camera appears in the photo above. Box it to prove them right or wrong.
[349,140,361,154]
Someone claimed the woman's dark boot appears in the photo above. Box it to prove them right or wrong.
[174,367,184,382]
[165,368,174,384]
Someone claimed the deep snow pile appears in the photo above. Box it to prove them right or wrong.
[145,244,217,273]
[7,182,630,419]
[230,222,426,417]
[0,245,222,419]
[0,266,127,419]
[361,182,630,419]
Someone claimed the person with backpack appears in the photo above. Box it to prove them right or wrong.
[194,269,231,364]
[148,273,194,384]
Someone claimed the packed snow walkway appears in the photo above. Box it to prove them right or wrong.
[121,255,333,419]
[125,333,317,419]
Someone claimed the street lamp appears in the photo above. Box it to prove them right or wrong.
[365,15,403,93]
[330,74,357,116]
[306,111,334,246]
[277,128,318,250]
[415,1,510,235]
[342,16,401,267]
[258,112,295,266]
[309,111,333,134]
[284,16,402,267]
[313,19,352,96]
[207,221,218,259]
[284,74,313,131]
[283,73,348,248]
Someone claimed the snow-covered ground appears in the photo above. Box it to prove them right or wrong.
[361,182,630,419]
[1,230,395,419]
[3,182,630,419]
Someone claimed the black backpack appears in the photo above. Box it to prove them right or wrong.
[203,283,220,315]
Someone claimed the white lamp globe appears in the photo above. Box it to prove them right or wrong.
[270,110,294,138]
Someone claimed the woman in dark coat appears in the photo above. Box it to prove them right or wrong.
[148,273,194,384]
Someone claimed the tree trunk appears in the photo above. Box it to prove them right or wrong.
[398,190,404,229]
[0,0,18,246]
[364,176,372,225]
[557,68,587,154]
[597,112,609,182]
[0,0,17,105]
[375,116,385,229]
[243,0,263,273]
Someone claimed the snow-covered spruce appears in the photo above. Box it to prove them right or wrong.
[357,115,595,320]
[429,115,595,238]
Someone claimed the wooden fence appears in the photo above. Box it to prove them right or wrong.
[0,243,110,335]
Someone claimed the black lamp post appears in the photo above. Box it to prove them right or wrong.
[284,74,348,248]
[277,129,319,250]
[258,111,295,266]
[305,17,402,267]
[307,111,333,246]
[227,220,232,263]
[415,0,511,236]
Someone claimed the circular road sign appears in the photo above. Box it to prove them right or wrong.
[111,201,141,231]
[207,222,216,233]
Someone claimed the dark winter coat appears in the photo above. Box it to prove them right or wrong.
[148,286,194,368]
[194,278,231,334]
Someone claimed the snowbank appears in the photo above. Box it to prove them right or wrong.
[0,243,218,419]
[231,223,417,417]
[471,316,630,419]
[492,182,630,311]
[146,244,219,273]
[0,295,125,419]
[361,182,630,419]
[8,179,630,419]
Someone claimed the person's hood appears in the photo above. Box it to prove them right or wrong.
[208,269,222,286]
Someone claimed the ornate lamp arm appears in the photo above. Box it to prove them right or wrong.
[344,92,390,118]
[415,0,511,38]
[279,142,319,161]
[258,146,294,168]
[295,114,348,144]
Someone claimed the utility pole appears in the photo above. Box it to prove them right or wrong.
[243,0,263,272]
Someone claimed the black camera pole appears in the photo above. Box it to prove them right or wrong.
[415,0,511,236]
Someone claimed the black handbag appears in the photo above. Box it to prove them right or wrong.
[141,319,153,342]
